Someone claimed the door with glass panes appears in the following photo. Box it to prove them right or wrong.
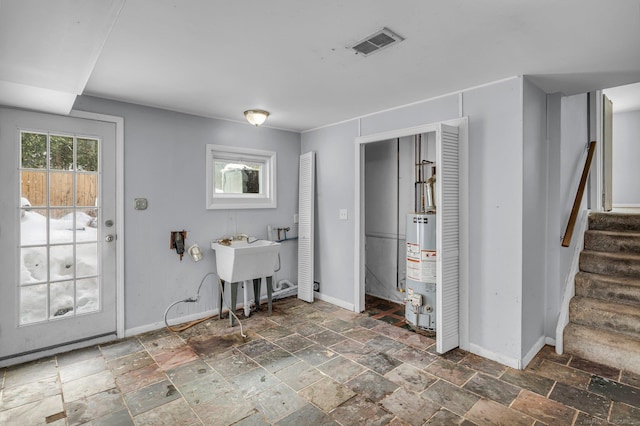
[0,108,117,363]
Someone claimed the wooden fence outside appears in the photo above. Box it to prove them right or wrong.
[21,171,98,216]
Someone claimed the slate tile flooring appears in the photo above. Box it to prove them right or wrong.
[1,295,639,425]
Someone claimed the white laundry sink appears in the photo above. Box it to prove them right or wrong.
[211,239,280,283]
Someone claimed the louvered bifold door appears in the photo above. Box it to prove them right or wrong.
[436,124,460,353]
[298,151,315,302]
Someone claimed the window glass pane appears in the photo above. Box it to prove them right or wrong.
[20,284,48,324]
[76,138,99,171]
[21,208,47,245]
[76,278,99,314]
[50,281,75,318]
[21,247,48,284]
[76,173,98,207]
[77,209,98,242]
[50,209,77,244]
[50,244,75,281]
[21,132,47,169]
[216,161,262,194]
[49,172,74,207]
[21,170,47,207]
[76,243,98,277]
[50,135,74,170]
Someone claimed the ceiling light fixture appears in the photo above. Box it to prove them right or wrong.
[244,109,270,126]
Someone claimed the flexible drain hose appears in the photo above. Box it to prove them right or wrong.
[162,272,246,337]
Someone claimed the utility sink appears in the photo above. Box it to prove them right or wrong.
[211,239,280,283]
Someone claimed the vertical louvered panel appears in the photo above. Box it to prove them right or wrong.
[436,124,460,353]
[298,151,315,302]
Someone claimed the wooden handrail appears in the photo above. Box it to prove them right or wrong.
[562,141,597,247]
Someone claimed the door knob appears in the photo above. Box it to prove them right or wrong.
[105,234,115,243]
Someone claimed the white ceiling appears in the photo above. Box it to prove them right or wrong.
[2,0,640,132]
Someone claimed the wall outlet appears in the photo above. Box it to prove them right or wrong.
[294,213,299,224]
[339,209,348,220]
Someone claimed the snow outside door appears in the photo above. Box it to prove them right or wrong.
[0,108,117,363]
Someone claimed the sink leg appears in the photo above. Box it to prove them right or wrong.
[266,276,273,315]
[230,282,238,326]
[243,281,251,318]
[253,278,262,311]
[218,279,225,320]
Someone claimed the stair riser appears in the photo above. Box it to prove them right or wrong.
[569,300,640,339]
[584,232,640,255]
[589,213,640,232]
[564,324,640,376]
[580,253,640,279]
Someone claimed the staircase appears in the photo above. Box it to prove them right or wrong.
[564,212,640,375]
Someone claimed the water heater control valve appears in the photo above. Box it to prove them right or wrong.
[407,288,422,308]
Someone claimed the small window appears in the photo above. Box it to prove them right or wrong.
[206,144,276,209]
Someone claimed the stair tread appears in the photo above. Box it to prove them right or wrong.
[589,212,640,232]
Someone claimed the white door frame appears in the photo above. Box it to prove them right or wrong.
[354,117,469,351]
[71,110,125,339]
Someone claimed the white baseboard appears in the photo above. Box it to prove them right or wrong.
[545,337,556,346]
[468,336,548,371]
[125,309,220,337]
[314,291,355,312]
[522,336,546,369]
[556,209,588,354]
[468,343,521,370]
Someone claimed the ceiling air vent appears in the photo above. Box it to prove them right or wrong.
[349,27,404,56]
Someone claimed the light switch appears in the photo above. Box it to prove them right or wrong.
[134,198,148,210]
[339,209,348,220]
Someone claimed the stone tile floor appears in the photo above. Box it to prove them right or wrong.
[1,295,639,425]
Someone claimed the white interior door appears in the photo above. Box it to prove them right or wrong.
[436,123,460,354]
[298,151,315,302]
[0,108,117,363]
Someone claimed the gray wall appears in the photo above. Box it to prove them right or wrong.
[364,139,401,302]
[73,96,301,332]
[522,78,549,355]
[545,93,563,338]
[613,110,640,205]
[544,93,589,339]
[462,79,524,362]
[300,120,359,303]
[363,137,413,303]
[559,94,590,313]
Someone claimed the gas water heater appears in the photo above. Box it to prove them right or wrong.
[405,133,437,331]
[405,213,437,330]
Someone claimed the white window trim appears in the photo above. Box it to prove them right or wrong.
[206,144,277,209]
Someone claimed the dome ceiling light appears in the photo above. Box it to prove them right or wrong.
[244,109,270,126]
